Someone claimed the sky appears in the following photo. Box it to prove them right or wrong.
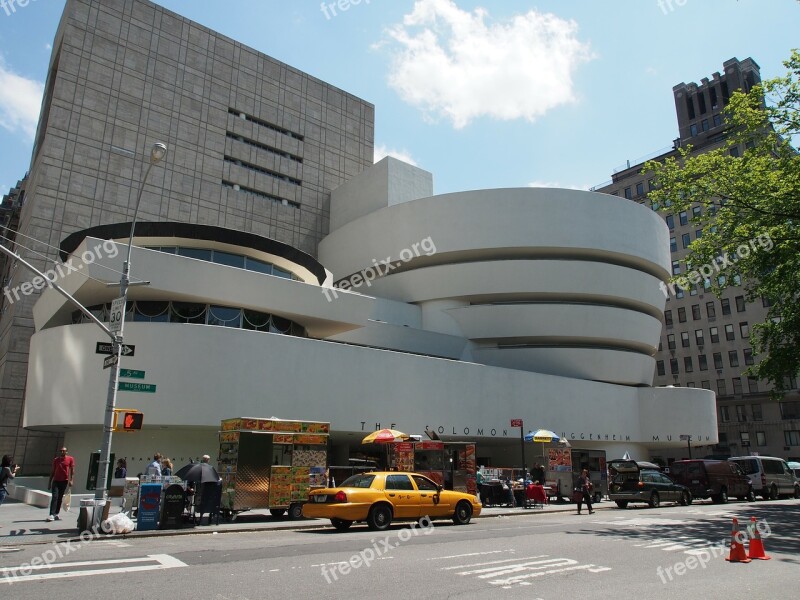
[0,0,798,198]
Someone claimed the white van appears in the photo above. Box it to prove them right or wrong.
[728,456,799,500]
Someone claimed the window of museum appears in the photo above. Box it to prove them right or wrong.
[670,358,679,375]
[735,296,746,312]
[667,334,676,350]
[656,360,666,376]
[672,261,681,275]
[710,326,719,343]
[736,405,747,422]
[682,233,691,249]
[698,354,708,371]
[732,377,743,395]
[747,377,759,394]
[701,380,710,390]
[670,237,677,252]
[706,302,716,319]
[691,305,701,320]
[719,403,729,421]
[624,187,632,199]
[740,322,749,338]
[751,403,763,421]
[740,432,750,447]
[785,431,800,446]
[756,431,766,446]
[681,332,690,347]
[666,214,675,230]
[729,351,739,367]
[725,324,735,341]
[679,211,688,226]
[695,329,704,345]
[684,357,693,373]
[713,352,723,369]
[665,311,673,327]
[678,307,687,323]
[721,299,731,315]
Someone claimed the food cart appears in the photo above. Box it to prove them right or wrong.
[218,417,330,520]
[546,448,607,503]
[389,440,477,494]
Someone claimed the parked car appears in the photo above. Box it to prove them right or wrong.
[728,456,800,500]
[789,461,800,479]
[669,459,754,503]
[302,471,482,531]
[608,459,691,508]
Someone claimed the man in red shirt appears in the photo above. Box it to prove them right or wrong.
[47,447,75,521]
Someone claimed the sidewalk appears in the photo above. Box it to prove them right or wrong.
[0,497,607,547]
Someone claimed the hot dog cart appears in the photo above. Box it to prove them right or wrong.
[389,440,477,494]
[218,417,330,519]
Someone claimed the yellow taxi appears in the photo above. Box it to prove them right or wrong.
[302,471,482,531]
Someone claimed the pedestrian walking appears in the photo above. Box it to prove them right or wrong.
[1,455,20,510]
[47,447,75,521]
[114,458,127,478]
[575,468,594,515]
[162,458,173,477]
[147,453,162,477]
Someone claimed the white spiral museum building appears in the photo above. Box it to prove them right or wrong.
[24,158,717,491]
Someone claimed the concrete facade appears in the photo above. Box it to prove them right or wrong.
[0,0,373,473]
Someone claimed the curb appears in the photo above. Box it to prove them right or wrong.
[0,504,610,548]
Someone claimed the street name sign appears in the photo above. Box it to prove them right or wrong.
[103,355,118,370]
[120,369,145,379]
[118,382,156,393]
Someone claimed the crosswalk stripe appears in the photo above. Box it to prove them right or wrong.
[1,554,186,584]
[442,555,549,571]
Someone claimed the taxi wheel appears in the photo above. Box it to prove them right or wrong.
[367,504,392,531]
[452,501,473,525]
[331,518,353,531]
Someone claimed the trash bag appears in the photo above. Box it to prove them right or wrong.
[103,512,135,534]
[63,486,72,511]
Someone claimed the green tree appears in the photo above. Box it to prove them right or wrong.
[646,50,800,394]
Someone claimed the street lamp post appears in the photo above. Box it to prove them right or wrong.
[92,142,167,529]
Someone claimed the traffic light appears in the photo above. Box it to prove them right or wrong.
[114,410,143,432]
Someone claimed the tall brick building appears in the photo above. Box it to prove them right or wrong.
[596,58,800,462]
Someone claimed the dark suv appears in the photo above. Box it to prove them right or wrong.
[608,460,691,508]
[669,459,754,503]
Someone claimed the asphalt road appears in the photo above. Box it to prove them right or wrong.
[2,499,798,599]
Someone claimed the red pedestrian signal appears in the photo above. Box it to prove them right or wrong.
[115,411,143,431]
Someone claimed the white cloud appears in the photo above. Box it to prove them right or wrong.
[374,144,419,166]
[0,58,44,138]
[383,0,594,129]
[527,180,589,191]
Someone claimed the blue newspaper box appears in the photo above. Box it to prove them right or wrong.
[137,483,162,530]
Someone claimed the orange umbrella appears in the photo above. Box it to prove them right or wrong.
[362,429,411,444]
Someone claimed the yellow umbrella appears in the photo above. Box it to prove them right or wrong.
[361,429,410,444]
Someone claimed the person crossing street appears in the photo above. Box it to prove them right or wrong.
[47,447,75,522]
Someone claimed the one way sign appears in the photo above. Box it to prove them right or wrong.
[95,342,136,357]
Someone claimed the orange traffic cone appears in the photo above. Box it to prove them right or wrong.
[747,517,771,560]
[725,517,751,563]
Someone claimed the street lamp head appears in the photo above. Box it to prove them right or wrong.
[149,142,167,164]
